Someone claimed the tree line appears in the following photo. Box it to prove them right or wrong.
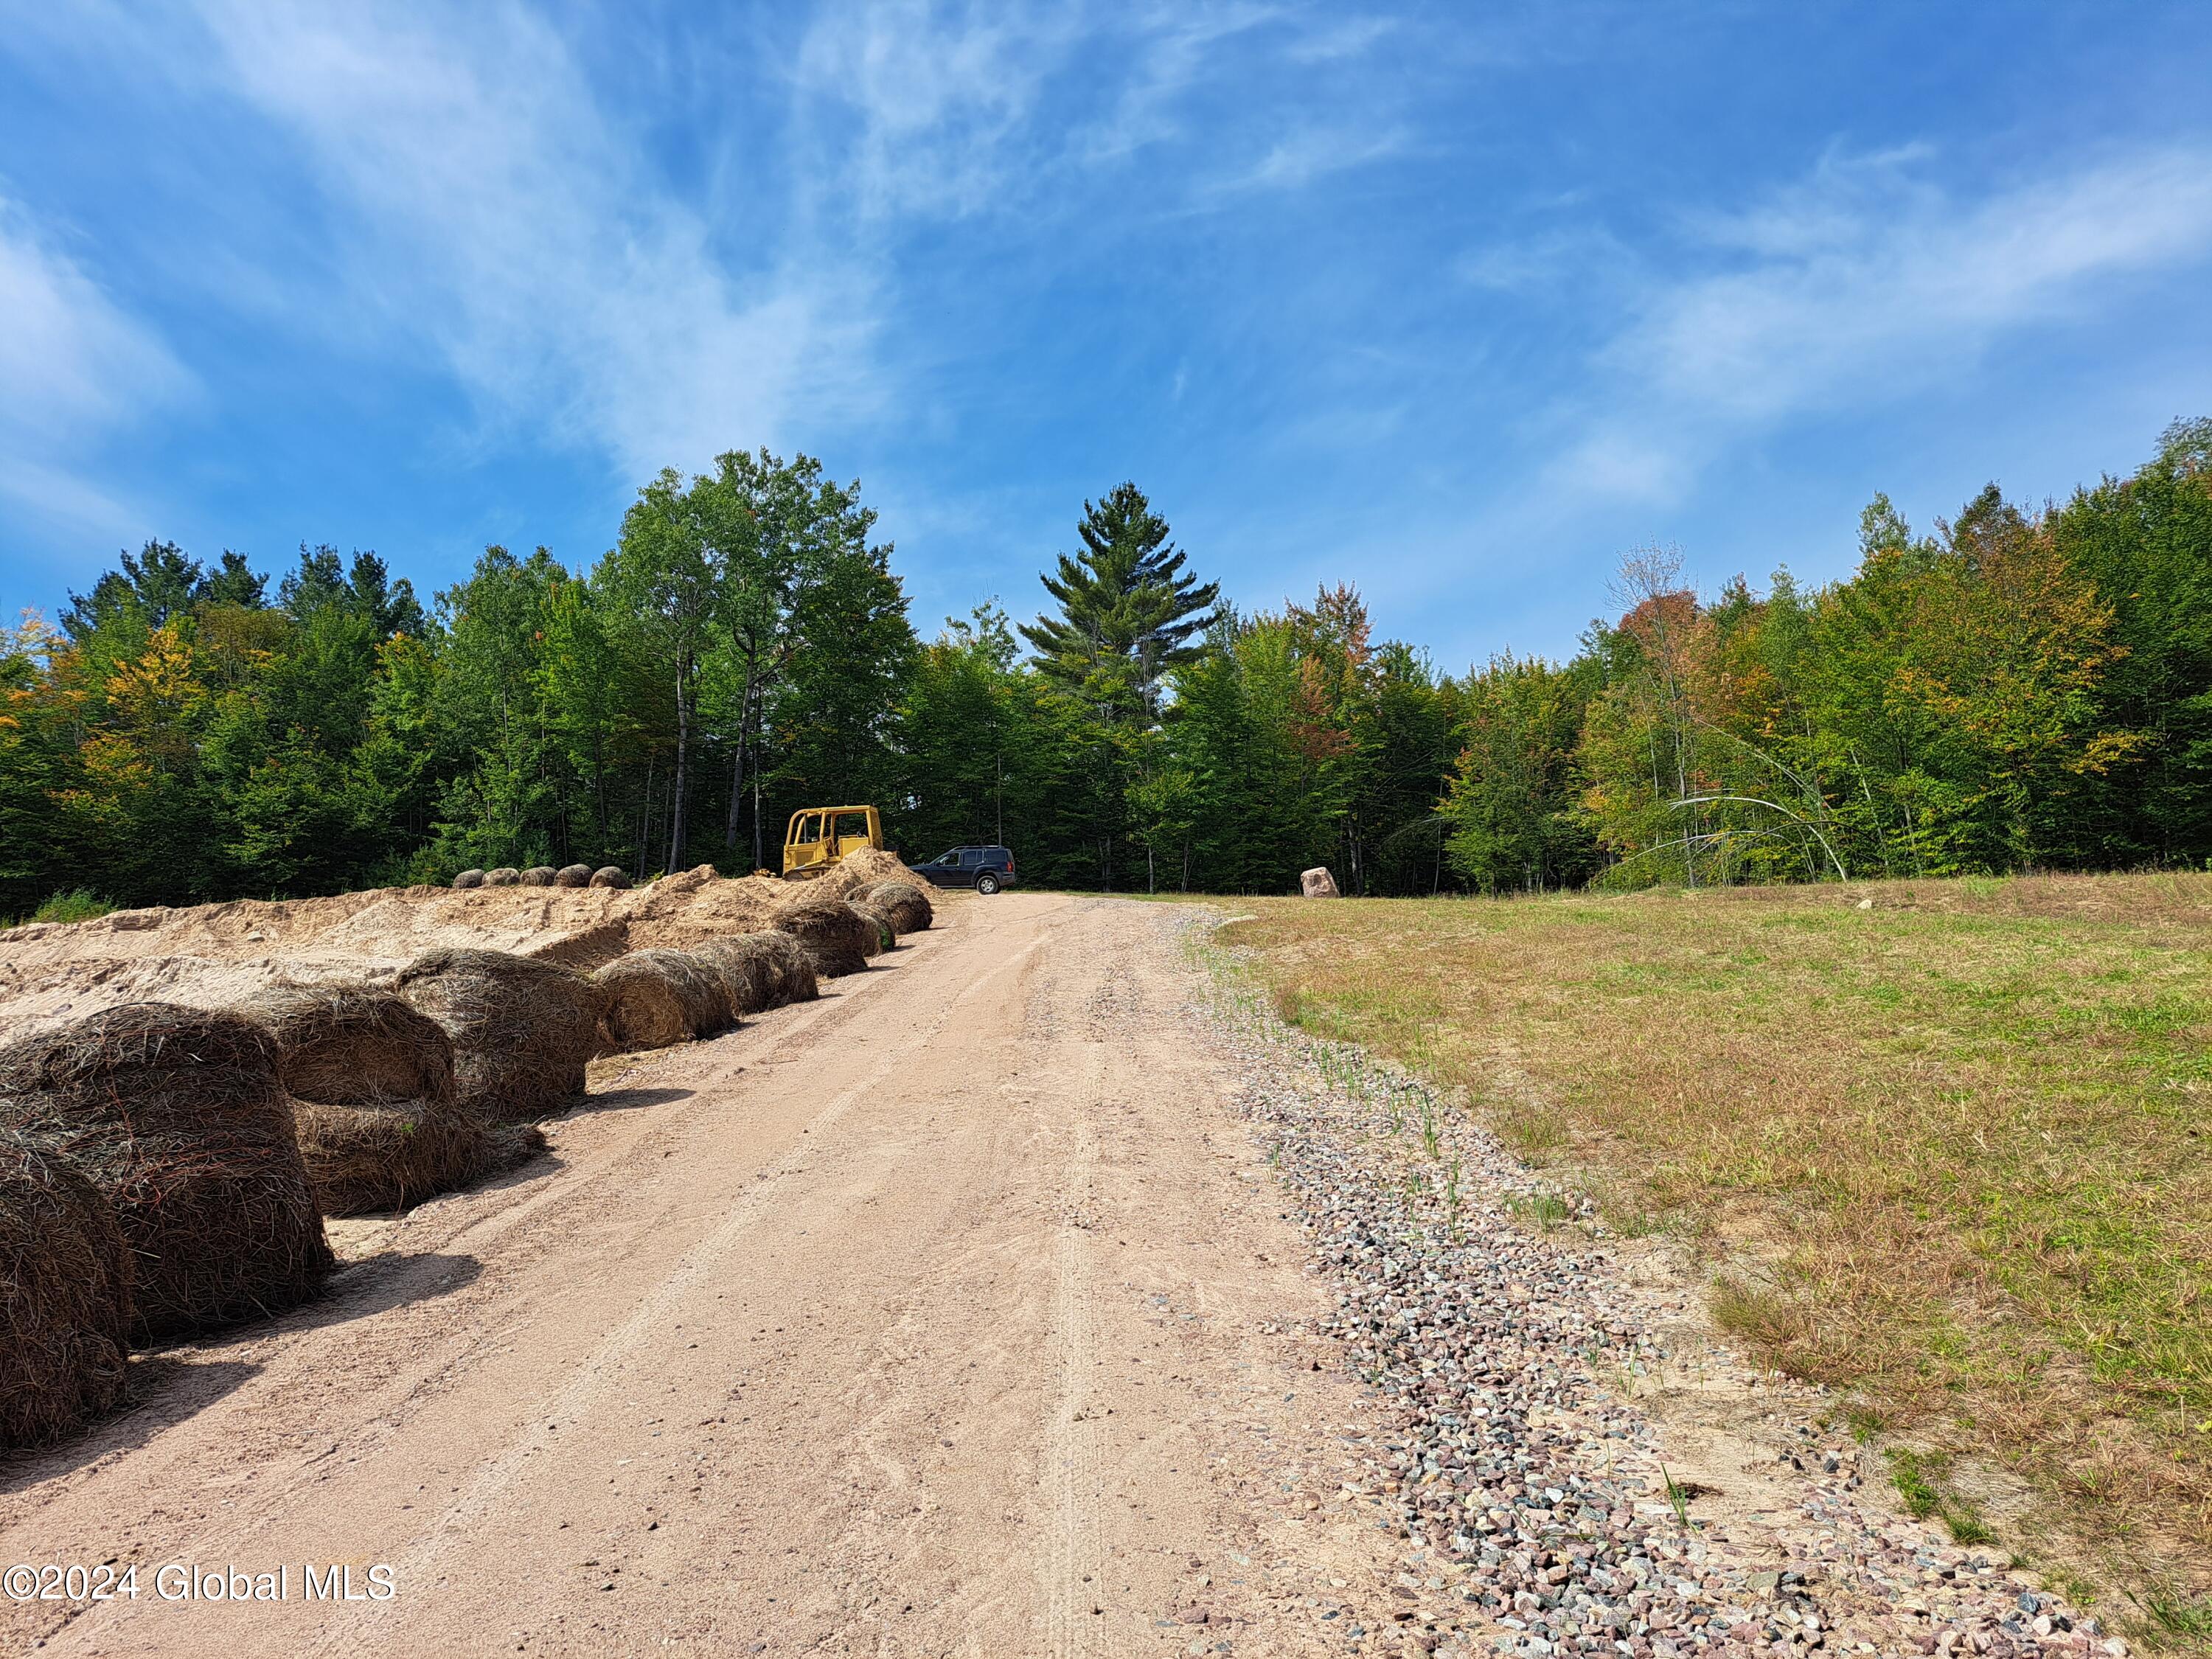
[3,421,2208,915]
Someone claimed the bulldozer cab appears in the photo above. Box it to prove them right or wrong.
[782,805,883,877]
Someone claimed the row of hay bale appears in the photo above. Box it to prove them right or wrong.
[452,864,632,890]
[0,888,934,1448]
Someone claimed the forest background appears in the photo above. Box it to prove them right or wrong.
[4,419,2209,917]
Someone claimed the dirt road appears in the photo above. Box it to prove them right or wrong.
[1,896,1394,1657]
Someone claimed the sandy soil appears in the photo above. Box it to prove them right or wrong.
[0,855,911,1040]
[0,895,1409,1657]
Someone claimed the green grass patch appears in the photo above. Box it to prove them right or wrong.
[4,889,115,928]
[1212,872,2212,1609]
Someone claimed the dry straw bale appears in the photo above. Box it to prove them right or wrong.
[0,1004,334,1342]
[855,878,933,936]
[453,869,485,890]
[0,1130,131,1446]
[693,932,819,1015]
[520,866,557,887]
[554,863,592,888]
[243,984,543,1216]
[394,949,605,1121]
[771,886,878,978]
[591,950,735,1053]
[292,1103,542,1217]
[590,866,632,890]
[850,903,896,954]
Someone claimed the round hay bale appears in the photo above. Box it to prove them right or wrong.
[756,931,820,1004]
[519,866,557,887]
[394,950,604,1121]
[771,887,877,978]
[245,984,453,1107]
[591,950,735,1053]
[693,932,818,1015]
[453,868,485,890]
[483,867,521,888]
[855,878,933,936]
[554,863,592,888]
[293,1102,543,1217]
[0,1131,131,1446]
[0,1004,334,1342]
[242,984,539,1216]
[590,866,632,890]
[849,902,896,955]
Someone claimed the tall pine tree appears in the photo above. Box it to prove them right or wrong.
[1020,483,1220,721]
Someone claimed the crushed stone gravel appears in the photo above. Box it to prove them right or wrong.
[1186,928,2123,1659]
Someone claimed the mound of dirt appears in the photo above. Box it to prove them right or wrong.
[394,949,604,1121]
[592,950,735,1053]
[0,1130,131,1446]
[855,879,933,936]
[800,846,911,900]
[692,932,819,1014]
[0,866,796,1043]
[0,1004,333,1342]
[244,983,543,1216]
[772,888,878,978]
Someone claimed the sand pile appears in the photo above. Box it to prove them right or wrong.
[394,949,604,1121]
[245,984,544,1215]
[0,1004,333,1341]
[798,846,911,900]
[0,1130,132,1445]
[0,866,801,1042]
[592,950,736,1053]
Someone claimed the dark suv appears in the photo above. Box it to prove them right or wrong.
[908,845,1018,895]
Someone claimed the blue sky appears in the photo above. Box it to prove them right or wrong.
[4,1,2211,670]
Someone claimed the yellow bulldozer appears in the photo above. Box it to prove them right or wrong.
[780,804,886,878]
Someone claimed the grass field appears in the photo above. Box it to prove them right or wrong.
[1216,872,2211,1630]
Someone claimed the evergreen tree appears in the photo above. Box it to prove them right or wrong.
[61,540,215,640]
[1020,483,1220,720]
[9,422,2208,915]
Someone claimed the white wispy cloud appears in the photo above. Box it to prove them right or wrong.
[181,1,882,484]
[1077,4,1280,163]
[1547,145,2212,504]
[0,197,188,538]
[1215,123,1408,193]
[1281,15,1397,64]
[790,1,1087,220]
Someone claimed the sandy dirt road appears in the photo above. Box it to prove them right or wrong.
[1,896,1399,1658]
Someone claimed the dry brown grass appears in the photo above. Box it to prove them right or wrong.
[1220,871,2212,1607]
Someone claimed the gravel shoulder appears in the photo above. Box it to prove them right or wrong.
[1191,922,2126,1658]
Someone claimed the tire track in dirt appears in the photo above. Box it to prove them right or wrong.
[1043,1040,1105,1659]
[2,897,1409,1658]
